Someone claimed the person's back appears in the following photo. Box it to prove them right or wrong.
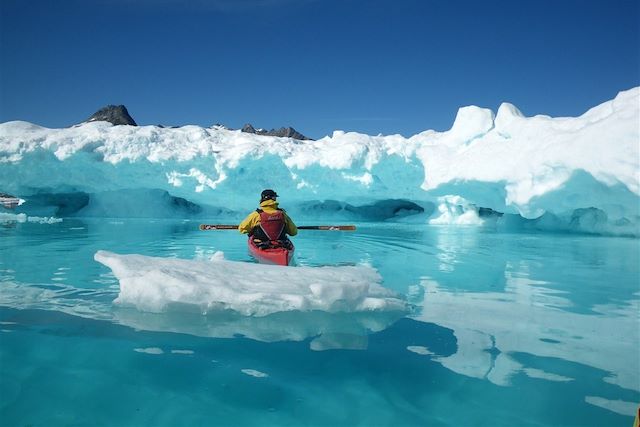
[238,190,297,247]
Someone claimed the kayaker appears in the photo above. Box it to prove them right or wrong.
[238,189,298,248]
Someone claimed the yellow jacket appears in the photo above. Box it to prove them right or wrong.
[238,199,298,236]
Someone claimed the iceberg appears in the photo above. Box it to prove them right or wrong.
[1,88,638,235]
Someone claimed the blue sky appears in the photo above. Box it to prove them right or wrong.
[1,0,638,139]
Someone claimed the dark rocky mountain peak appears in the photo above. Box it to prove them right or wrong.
[241,123,312,140]
[274,126,312,140]
[86,105,137,126]
[241,123,258,134]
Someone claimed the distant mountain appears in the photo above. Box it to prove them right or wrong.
[86,105,137,126]
[241,123,312,140]
[81,105,312,140]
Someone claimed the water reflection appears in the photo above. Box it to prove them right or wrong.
[0,275,405,351]
[412,260,640,396]
[434,226,481,273]
[114,308,405,351]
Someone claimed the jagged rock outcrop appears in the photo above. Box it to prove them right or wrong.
[86,105,137,126]
[241,123,312,140]
[81,105,311,138]
[241,123,260,134]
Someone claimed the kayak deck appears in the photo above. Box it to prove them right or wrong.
[248,239,294,266]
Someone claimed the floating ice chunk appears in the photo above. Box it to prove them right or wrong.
[0,213,26,223]
[241,369,268,378]
[0,213,62,224]
[133,347,164,355]
[27,216,63,224]
[94,250,406,317]
[406,345,434,356]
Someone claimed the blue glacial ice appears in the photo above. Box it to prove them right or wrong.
[0,87,638,236]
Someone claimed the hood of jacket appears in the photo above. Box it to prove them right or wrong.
[259,199,280,211]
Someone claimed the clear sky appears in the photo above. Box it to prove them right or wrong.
[1,0,638,139]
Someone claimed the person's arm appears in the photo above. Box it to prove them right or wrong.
[238,212,259,234]
[284,213,298,236]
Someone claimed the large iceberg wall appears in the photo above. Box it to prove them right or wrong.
[0,88,638,234]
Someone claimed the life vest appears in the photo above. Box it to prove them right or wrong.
[253,209,287,241]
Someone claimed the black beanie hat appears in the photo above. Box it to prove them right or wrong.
[260,189,278,201]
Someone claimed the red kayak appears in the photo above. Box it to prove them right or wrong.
[248,239,294,266]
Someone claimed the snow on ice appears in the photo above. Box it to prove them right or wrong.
[1,87,638,235]
[94,250,407,317]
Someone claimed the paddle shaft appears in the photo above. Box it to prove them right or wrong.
[199,224,355,231]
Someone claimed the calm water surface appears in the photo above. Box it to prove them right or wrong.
[1,218,638,426]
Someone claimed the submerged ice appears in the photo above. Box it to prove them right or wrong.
[1,87,638,235]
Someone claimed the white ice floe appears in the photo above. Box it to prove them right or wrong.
[241,369,269,378]
[0,213,62,224]
[133,347,164,355]
[406,345,434,356]
[94,250,406,317]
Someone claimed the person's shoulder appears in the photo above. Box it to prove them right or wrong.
[244,210,260,220]
[280,208,294,217]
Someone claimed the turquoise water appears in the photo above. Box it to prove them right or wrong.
[1,218,638,426]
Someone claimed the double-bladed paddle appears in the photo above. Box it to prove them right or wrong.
[199,224,356,231]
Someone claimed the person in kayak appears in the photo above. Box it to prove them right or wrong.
[238,189,297,248]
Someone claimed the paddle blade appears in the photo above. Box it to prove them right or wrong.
[297,225,356,231]
[199,224,239,230]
